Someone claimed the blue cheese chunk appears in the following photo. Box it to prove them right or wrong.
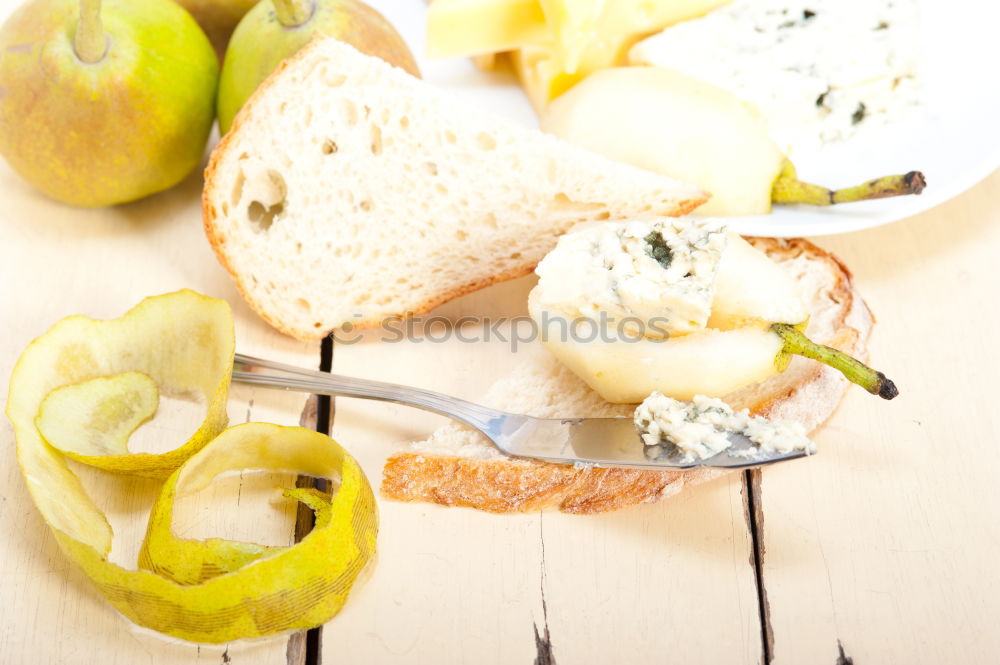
[533,219,727,337]
[634,394,733,459]
[629,0,919,152]
[634,392,813,461]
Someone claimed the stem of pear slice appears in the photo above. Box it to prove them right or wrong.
[770,158,926,206]
[272,0,315,27]
[74,0,106,63]
[771,323,898,400]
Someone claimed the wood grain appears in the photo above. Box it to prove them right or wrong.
[758,169,1000,664]
[0,0,996,656]
[1,141,996,665]
[321,275,762,664]
[0,157,317,664]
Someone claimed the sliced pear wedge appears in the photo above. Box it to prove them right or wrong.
[530,292,785,402]
[529,220,898,403]
[710,233,808,329]
[541,66,924,216]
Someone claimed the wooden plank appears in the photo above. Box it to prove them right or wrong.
[322,282,545,664]
[758,169,1000,664]
[541,475,762,664]
[0,156,317,663]
[322,277,761,663]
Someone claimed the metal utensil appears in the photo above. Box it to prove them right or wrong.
[232,354,812,470]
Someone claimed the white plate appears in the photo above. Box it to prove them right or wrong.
[371,0,1000,237]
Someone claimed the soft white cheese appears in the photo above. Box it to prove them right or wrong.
[533,218,727,338]
[634,391,813,461]
[629,0,920,152]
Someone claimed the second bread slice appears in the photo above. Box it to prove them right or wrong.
[203,38,707,339]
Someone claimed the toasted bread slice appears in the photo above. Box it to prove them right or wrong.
[382,238,873,514]
[202,38,707,340]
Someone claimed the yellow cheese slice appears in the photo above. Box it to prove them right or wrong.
[513,39,624,110]
[538,0,606,74]
[426,0,548,58]
[514,0,735,109]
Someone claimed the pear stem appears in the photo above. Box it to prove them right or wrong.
[74,0,106,63]
[771,158,926,206]
[272,0,315,27]
[771,323,898,400]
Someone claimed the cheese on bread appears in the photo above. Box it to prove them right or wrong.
[383,237,873,513]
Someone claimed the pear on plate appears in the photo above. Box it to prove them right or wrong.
[540,66,925,217]
[217,0,419,134]
[0,0,219,207]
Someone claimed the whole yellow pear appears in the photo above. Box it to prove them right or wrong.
[0,0,219,207]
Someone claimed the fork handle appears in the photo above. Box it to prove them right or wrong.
[232,354,499,430]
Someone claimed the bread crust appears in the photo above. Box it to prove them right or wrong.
[203,44,315,339]
[382,455,724,514]
[202,38,708,341]
[381,237,874,514]
[210,196,700,341]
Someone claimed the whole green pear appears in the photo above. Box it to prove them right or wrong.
[0,0,219,207]
[217,0,419,135]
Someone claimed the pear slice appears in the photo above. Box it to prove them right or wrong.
[709,233,808,330]
[540,66,924,216]
[532,295,897,403]
[529,220,898,403]
[530,293,785,403]
[541,66,779,216]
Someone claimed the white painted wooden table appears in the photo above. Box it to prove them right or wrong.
[1,0,999,662]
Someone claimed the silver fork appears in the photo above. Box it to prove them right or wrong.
[232,354,812,470]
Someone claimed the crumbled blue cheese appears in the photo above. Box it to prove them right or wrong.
[629,0,919,152]
[533,219,727,337]
[634,394,733,459]
[634,392,813,461]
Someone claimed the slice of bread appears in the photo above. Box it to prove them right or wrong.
[202,38,707,340]
[382,237,874,514]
